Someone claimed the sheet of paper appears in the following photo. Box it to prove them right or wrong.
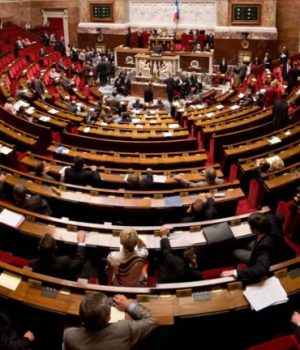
[153,175,167,183]
[164,195,182,207]
[230,105,240,110]
[266,155,281,165]
[0,209,25,228]
[268,136,281,145]
[109,306,125,323]
[163,132,173,137]
[243,276,288,312]
[0,146,13,155]
[48,109,58,115]
[0,271,22,291]
[168,124,180,128]
[206,112,215,118]
[39,116,50,122]
[25,106,35,114]
[216,104,224,110]
[83,127,91,133]
[230,222,251,238]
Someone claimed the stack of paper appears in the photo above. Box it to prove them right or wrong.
[0,146,12,155]
[0,209,25,228]
[268,136,282,145]
[0,271,22,291]
[243,276,288,311]
[153,175,167,183]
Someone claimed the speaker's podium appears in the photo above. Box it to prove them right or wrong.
[149,36,175,52]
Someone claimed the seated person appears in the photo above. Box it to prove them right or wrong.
[221,212,295,283]
[13,183,52,216]
[153,99,164,109]
[152,41,162,55]
[61,73,74,89]
[30,231,86,280]
[106,228,148,286]
[180,193,217,222]
[67,98,79,114]
[132,98,144,109]
[15,85,33,102]
[158,225,202,283]
[125,169,153,189]
[173,167,224,187]
[30,161,55,181]
[0,311,34,350]
[256,156,284,173]
[64,156,101,186]
[49,68,60,82]
[4,97,17,115]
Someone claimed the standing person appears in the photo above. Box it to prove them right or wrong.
[0,311,34,350]
[62,293,158,350]
[280,45,289,80]
[263,52,272,71]
[144,83,154,103]
[272,92,289,129]
[219,57,228,74]
[164,74,175,103]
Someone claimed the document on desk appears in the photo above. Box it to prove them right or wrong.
[48,109,58,115]
[230,222,251,238]
[0,271,22,291]
[168,124,180,128]
[267,136,282,145]
[243,276,288,311]
[169,230,192,247]
[0,209,25,228]
[153,175,167,183]
[0,146,13,155]
[164,195,182,207]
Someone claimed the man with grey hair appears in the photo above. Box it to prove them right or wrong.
[62,293,157,350]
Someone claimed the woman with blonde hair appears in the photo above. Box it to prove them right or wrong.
[106,228,148,286]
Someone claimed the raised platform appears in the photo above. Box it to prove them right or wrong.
[114,46,213,74]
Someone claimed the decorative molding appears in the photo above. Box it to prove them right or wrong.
[129,0,216,28]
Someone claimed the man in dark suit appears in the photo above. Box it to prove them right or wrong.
[158,225,202,283]
[180,193,218,222]
[287,62,300,94]
[272,92,289,129]
[30,231,86,280]
[144,84,153,103]
[31,77,46,100]
[64,156,101,186]
[221,212,284,282]
[164,74,175,103]
[132,98,144,109]
[13,184,52,216]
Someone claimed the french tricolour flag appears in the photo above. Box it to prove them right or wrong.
[173,0,180,22]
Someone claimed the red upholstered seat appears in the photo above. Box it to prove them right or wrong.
[229,164,238,182]
[247,334,300,350]
[202,266,234,280]
[10,256,29,268]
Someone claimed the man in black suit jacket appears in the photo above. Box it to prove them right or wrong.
[164,74,175,103]
[158,225,202,283]
[144,84,153,103]
[272,92,289,129]
[13,184,52,216]
[221,212,287,282]
[64,156,101,186]
[30,231,86,280]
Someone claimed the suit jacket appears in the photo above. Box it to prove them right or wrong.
[144,88,153,103]
[64,167,101,186]
[159,238,202,283]
[62,303,157,350]
[219,62,228,74]
[17,195,52,216]
[264,86,280,108]
[236,234,275,282]
[30,245,85,280]
[272,99,288,128]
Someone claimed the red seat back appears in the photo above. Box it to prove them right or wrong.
[247,334,300,350]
